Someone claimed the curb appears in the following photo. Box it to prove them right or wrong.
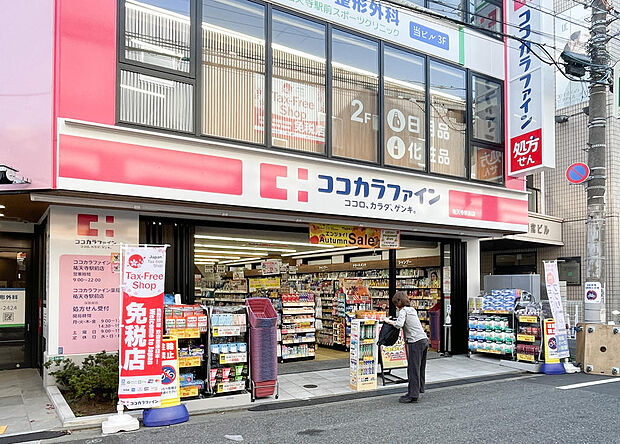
[45,368,524,431]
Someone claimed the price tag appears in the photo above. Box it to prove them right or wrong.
[519,316,538,323]
[216,380,246,393]
[517,353,536,362]
[179,386,199,397]
[168,328,200,339]
[178,356,201,367]
[212,326,242,337]
[219,352,247,364]
[517,334,536,343]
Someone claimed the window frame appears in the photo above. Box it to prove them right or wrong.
[118,0,198,79]
[558,257,582,286]
[270,8,328,155]
[468,71,504,185]
[382,43,427,173]
[116,0,506,185]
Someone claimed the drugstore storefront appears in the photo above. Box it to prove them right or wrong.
[39,112,529,379]
[3,0,531,382]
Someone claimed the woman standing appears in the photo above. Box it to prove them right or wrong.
[385,291,428,403]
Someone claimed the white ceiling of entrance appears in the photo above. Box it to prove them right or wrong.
[193,226,438,266]
[193,226,355,266]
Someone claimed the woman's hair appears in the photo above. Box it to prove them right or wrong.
[392,291,410,308]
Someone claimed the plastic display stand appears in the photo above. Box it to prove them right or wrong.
[540,362,566,375]
[101,404,139,434]
[143,404,189,427]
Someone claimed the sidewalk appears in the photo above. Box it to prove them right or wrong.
[258,355,519,401]
[0,369,61,437]
[3,356,520,436]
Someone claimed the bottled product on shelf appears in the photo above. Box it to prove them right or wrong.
[164,304,208,398]
[339,278,372,349]
[207,306,249,395]
[280,292,316,360]
[349,319,379,391]
[514,295,543,363]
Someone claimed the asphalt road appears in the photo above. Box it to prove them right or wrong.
[55,373,619,444]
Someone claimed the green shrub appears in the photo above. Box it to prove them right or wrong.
[45,351,119,402]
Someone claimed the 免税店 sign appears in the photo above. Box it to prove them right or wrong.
[118,245,167,410]
[309,223,400,248]
[507,0,555,176]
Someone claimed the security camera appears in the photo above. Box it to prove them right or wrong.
[560,50,591,78]
[0,165,30,184]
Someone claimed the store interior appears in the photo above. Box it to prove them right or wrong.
[191,225,445,370]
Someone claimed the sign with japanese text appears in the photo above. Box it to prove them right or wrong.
[254,75,326,144]
[261,260,281,276]
[475,147,503,182]
[58,255,119,354]
[543,318,560,362]
[543,261,569,358]
[160,336,180,407]
[380,330,407,369]
[584,281,602,304]
[269,0,459,62]
[507,0,555,176]
[0,289,25,328]
[309,223,400,248]
[58,123,529,234]
[49,206,139,357]
[118,245,166,409]
[248,277,281,292]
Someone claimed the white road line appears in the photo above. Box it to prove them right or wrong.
[557,378,620,390]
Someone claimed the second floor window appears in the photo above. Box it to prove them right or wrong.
[118,0,505,184]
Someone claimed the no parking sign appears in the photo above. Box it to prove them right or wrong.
[565,163,590,184]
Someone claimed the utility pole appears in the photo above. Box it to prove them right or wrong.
[584,0,610,323]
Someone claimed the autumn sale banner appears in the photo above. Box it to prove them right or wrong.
[118,246,166,409]
[309,223,400,248]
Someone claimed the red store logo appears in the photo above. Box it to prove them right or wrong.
[77,214,116,237]
[259,163,309,203]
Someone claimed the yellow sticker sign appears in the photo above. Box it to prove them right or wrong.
[517,353,536,362]
[309,223,400,248]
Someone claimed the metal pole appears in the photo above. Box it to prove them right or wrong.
[388,249,396,318]
[585,0,609,323]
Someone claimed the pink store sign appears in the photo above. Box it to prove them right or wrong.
[58,254,120,354]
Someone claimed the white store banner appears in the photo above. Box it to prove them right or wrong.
[543,261,569,358]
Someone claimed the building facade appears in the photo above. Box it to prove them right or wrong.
[481,0,620,326]
[1,0,529,374]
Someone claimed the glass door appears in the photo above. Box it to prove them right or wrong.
[0,250,28,369]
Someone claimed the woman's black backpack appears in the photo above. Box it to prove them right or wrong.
[377,321,400,347]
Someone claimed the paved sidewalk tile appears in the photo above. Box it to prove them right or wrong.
[0,369,61,437]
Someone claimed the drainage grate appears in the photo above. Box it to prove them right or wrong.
[303,384,318,389]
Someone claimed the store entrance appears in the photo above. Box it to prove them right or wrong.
[187,224,444,370]
[0,249,29,369]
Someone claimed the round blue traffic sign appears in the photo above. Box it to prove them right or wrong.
[162,365,176,385]
[566,162,590,184]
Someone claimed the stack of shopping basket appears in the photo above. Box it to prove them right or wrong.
[246,297,279,401]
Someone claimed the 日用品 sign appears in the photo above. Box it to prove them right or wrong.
[507,0,556,176]
[309,223,400,248]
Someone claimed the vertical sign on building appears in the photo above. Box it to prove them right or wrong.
[543,261,570,358]
[118,245,166,409]
[507,0,556,176]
